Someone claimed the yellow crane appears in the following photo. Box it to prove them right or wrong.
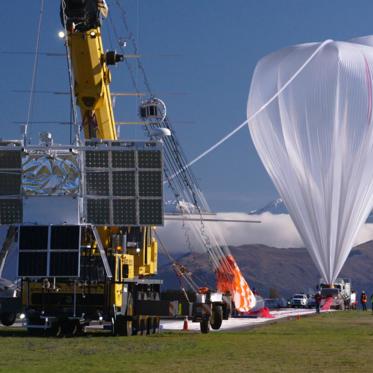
[0,0,233,336]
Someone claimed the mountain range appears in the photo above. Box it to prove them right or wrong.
[249,197,373,223]
[158,240,373,299]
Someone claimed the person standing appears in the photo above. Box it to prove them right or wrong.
[314,291,322,314]
[361,291,368,311]
[350,291,357,310]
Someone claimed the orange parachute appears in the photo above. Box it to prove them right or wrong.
[216,255,256,312]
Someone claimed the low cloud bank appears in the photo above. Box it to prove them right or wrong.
[158,212,373,253]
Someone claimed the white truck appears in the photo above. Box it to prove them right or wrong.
[290,293,309,308]
[319,278,352,310]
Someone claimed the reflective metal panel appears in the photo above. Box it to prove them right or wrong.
[23,197,80,225]
[22,151,80,196]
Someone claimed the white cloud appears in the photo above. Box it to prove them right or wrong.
[158,212,373,253]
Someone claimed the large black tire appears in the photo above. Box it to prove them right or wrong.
[114,316,132,337]
[138,319,146,336]
[125,293,134,336]
[114,292,134,336]
[46,321,63,338]
[152,317,160,334]
[222,303,231,320]
[200,318,210,334]
[0,312,16,327]
[146,318,152,335]
[61,319,80,337]
[210,305,223,330]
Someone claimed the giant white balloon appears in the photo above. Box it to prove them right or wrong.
[248,38,373,284]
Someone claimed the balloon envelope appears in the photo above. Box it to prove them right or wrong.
[248,38,373,284]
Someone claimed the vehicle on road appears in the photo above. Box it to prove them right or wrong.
[319,278,352,310]
[291,294,308,308]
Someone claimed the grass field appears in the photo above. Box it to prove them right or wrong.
[0,312,372,373]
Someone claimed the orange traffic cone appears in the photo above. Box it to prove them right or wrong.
[183,317,189,331]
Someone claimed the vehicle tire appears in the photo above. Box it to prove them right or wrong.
[152,317,160,334]
[47,321,63,337]
[146,318,152,335]
[0,312,16,327]
[132,317,139,336]
[114,315,126,336]
[139,319,146,336]
[200,318,210,334]
[125,293,134,336]
[210,305,223,330]
[222,303,231,320]
[61,319,77,337]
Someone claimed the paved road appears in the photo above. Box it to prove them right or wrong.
[160,308,326,332]
[0,308,329,333]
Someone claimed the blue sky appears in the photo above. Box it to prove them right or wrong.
[1,0,372,212]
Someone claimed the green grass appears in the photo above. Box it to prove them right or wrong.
[0,312,372,373]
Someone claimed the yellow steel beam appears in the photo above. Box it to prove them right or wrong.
[68,27,117,140]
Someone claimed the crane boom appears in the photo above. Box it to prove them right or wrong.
[69,27,117,139]
[62,0,121,139]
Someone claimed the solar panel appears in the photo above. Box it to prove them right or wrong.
[18,226,80,278]
[0,151,21,169]
[86,172,109,196]
[85,150,108,168]
[18,226,48,277]
[0,173,21,195]
[113,199,137,225]
[112,150,135,168]
[139,199,163,225]
[0,199,22,224]
[138,150,162,168]
[139,171,162,197]
[83,141,163,226]
[86,199,110,225]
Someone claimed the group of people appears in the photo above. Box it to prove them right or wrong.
[312,290,373,313]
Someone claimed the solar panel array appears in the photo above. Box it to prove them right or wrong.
[84,141,163,226]
[0,145,22,224]
[18,225,80,278]
[0,141,164,227]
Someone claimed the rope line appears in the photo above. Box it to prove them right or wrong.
[167,39,333,181]
[24,0,45,144]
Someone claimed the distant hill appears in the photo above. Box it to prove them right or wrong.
[158,241,373,299]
